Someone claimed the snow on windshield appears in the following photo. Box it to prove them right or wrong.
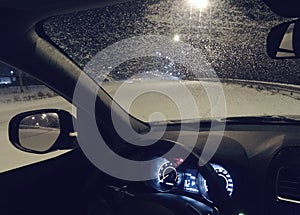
[44,0,300,84]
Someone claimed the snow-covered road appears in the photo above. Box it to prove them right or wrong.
[0,96,73,173]
[2,81,300,173]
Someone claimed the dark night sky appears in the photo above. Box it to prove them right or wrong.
[0,63,17,76]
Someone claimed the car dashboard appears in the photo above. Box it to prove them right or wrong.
[2,121,300,215]
[102,122,300,215]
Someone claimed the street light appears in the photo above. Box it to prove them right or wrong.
[173,34,180,42]
[186,0,211,42]
[188,0,209,10]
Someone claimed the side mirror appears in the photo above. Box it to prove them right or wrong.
[267,19,300,59]
[9,109,78,154]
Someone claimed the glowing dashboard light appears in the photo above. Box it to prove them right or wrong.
[184,169,199,193]
[198,163,234,200]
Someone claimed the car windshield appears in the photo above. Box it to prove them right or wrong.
[43,0,300,122]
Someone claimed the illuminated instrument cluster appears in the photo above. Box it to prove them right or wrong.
[197,163,234,201]
[151,158,184,192]
[151,159,234,200]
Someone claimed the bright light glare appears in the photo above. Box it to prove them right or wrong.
[173,34,180,41]
[188,0,209,9]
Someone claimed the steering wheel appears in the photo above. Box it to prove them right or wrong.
[196,155,234,214]
[83,139,234,215]
[154,140,234,214]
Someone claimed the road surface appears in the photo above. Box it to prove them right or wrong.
[2,82,300,173]
[0,96,73,173]
[19,128,61,152]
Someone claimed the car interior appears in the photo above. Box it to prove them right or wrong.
[0,0,300,215]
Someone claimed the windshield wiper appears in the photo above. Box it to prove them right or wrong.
[222,115,300,124]
[150,115,300,126]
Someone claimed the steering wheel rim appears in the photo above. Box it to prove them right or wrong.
[82,138,234,215]
[138,139,234,214]
[157,140,234,214]
[196,155,234,214]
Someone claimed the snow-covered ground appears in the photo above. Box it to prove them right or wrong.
[0,95,73,173]
[1,81,300,173]
[103,81,300,122]
[0,85,57,103]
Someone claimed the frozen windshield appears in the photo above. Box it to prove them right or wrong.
[43,0,300,122]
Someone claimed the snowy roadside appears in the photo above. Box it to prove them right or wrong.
[0,90,73,173]
[0,85,57,103]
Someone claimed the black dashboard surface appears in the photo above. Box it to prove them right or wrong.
[159,123,300,214]
[1,123,300,215]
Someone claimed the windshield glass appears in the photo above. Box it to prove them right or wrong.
[43,0,300,122]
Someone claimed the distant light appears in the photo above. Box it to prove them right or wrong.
[188,0,209,9]
[156,51,162,56]
[173,34,180,42]
[10,70,14,74]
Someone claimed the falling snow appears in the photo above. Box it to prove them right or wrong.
[43,0,300,84]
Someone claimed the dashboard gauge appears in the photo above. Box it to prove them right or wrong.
[148,159,183,192]
[147,157,184,192]
[183,169,199,193]
[198,164,234,200]
[157,161,179,191]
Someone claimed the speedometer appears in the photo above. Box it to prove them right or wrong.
[158,161,179,191]
[149,158,183,192]
[198,164,234,200]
